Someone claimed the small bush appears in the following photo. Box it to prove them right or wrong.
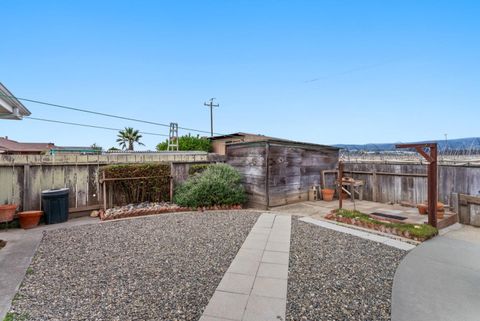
[174,164,246,208]
[188,164,209,176]
[156,134,212,152]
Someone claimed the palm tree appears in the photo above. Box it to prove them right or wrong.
[116,127,144,151]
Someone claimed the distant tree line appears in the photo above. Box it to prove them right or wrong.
[156,134,211,152]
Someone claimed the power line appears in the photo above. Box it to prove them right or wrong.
[0,93,223,135]
[24,116,169,137]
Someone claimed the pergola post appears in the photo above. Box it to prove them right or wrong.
[395,143,438,227]
[338,161,344,209]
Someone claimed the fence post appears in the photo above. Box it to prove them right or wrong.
[338,161,344,209]
[372,170,378,202]
[102,171,107,210]
[23,165,30,211]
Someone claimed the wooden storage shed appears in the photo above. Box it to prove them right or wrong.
[226,139,339,209]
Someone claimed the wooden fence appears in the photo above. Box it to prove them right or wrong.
[0,153,223,214]
[457,193,480,226]
[338,161,480,226]
[342,162,480,206]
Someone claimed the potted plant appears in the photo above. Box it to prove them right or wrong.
[0,202,17,223]
[417,202,445,215]
[321,188,335,201]
[417,203,428,215]
[18,211,43,229]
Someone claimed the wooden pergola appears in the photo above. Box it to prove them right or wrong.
[396,143,438,227]
[337,143,439,228]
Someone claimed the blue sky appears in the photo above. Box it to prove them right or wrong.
[1,0,479,150]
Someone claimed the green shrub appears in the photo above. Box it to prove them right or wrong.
[188,164,209,176]
[156,134,212,152]
[174,164,246,208]
[100,163,171,205]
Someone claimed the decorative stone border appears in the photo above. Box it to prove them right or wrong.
[325,211,435,242]
[99,204,244,221]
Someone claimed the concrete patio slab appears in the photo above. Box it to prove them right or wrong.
[244,232,269,242]
[261,251,289,265]
[241,238,267,250]
[273,199,457,228]
[250,226,271,233]
[217,273,256,295]
[199,316,231,321]
[242,295,286,321]
[228,257,260,276]
[202,291,249,320]
[257,262,289,280]
[236,248,264,262]
[251,277,287,299]
[265,240,290,252]
[392,225,480,321]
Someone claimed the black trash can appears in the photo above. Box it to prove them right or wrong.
[42,188,69,224]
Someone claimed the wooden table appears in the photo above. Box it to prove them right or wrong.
[341,178,364,201]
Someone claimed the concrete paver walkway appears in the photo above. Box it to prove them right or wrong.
[392,225,480,321]
[201,213,291,321]
[0,217,99,319]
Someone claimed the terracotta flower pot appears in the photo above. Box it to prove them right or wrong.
[417,202,445,215]
[18,211,43,229]
[0,204,17,223]
[437,210,445,219]
[321,189,335,201]
[417,204,428,215]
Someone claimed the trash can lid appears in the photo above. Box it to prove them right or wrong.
[41,188,69,195]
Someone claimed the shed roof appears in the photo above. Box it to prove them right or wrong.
[226,138,340,151]
[209,132,275,140]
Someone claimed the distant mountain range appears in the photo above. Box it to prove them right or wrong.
[335,137,480,152]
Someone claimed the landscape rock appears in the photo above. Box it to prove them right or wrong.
[286,218,406,321]
[9,211,259,321]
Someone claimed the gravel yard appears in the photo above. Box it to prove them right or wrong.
[287,218,407,321]
[9,211,259,321]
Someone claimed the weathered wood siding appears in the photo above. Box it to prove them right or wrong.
[343,162,480,205]
[227,141,339,208]
[267,144,338,207]
[226,143,268,208]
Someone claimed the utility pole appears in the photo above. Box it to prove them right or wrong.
[204,98,219,137]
